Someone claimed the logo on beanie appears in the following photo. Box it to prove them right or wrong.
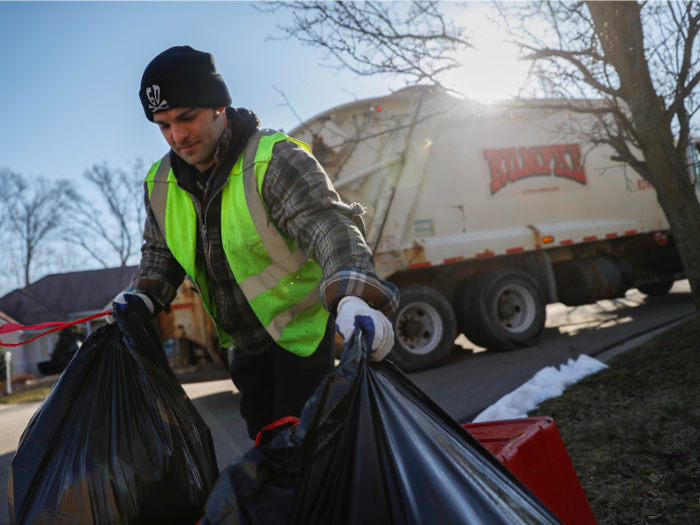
[146,85,169,113]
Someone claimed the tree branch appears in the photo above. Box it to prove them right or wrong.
[520,46,621,97]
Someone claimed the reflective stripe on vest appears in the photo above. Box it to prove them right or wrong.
[146,129,328,355]
[145,154,228,346]
[237,130,309,299]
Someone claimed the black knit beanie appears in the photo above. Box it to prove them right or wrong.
[139,46,232,122]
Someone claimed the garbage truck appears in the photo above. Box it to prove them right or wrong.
[290,86,686,372]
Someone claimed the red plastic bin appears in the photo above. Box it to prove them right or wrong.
[463,417,597,525]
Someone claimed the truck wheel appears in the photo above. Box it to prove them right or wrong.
[387,285,457,373]
[454,269,546,350]
[637,279,674,296]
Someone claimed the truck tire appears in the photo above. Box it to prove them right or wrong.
[637,279,674,296]
[454,269,546,350]
[387,285,457,373]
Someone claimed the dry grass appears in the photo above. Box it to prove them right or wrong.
[530,317,700,525]
[0,386,51,405]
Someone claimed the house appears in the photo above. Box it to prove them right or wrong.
[0,266,138,376]
[0,266,226,377]
[0,310,27,377]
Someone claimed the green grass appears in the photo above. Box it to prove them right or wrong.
[530,317,700,525]
[0,386,52,405]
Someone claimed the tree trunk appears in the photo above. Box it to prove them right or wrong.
[587,1,700,313]
[24,243,31,287]
[653,168,700,308]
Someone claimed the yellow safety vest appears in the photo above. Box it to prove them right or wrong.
[145,129,329,356]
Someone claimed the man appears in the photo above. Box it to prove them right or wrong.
[113,46,399,440]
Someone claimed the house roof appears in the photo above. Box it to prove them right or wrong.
[0,266,138,325]
[0,310,20,326]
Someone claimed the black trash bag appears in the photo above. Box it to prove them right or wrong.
[200,332,562,525]
[8,306,219,525]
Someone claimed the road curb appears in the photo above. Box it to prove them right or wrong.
[589,313,695,363]
[458,312,696,424]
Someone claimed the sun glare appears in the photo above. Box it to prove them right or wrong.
[443,5,530,102]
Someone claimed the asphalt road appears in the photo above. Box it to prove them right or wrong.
[413,282,695,422]
[0,282,694,524]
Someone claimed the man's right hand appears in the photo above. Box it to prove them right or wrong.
[335,296,394,362]
[107,292,155,324]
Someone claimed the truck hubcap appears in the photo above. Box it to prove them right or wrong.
[396,302,443,355]
[496,284,536,333]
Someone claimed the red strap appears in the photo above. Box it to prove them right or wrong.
[0,310,111,347]
[255,416,300,447]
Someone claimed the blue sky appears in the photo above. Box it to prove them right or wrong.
[0,2,400,181]
[0,2,526,183]
[0,2,528,289]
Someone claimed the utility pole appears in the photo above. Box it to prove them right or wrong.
[4,351,11,395]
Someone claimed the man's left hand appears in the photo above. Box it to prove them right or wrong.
[335,296,394,361]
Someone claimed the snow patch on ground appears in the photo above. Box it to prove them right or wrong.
[473,355,608,423]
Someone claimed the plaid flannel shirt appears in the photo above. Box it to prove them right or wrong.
[128,134,399,353]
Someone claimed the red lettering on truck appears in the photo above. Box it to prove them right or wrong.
[567,144,587,183]
[551,145,573,179]
[485,144,587,195]
[500,148,525,182]
[551,145,587,185]
[537,146,553,174]
[485,150,508,194]
[519,147,548,176]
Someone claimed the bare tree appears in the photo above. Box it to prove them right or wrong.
[0,169,10,226]
[3,171,75,286]
[269,1,700,314]
[260,1,472,94]
[496,1,700,312]
[64,159,145,268]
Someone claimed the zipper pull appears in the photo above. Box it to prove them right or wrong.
[202,225,209,244]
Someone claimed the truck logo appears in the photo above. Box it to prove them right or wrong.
[484,144,586,195]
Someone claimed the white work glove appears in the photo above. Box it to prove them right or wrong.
[335,296,394,361]
[106,292,154,324]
